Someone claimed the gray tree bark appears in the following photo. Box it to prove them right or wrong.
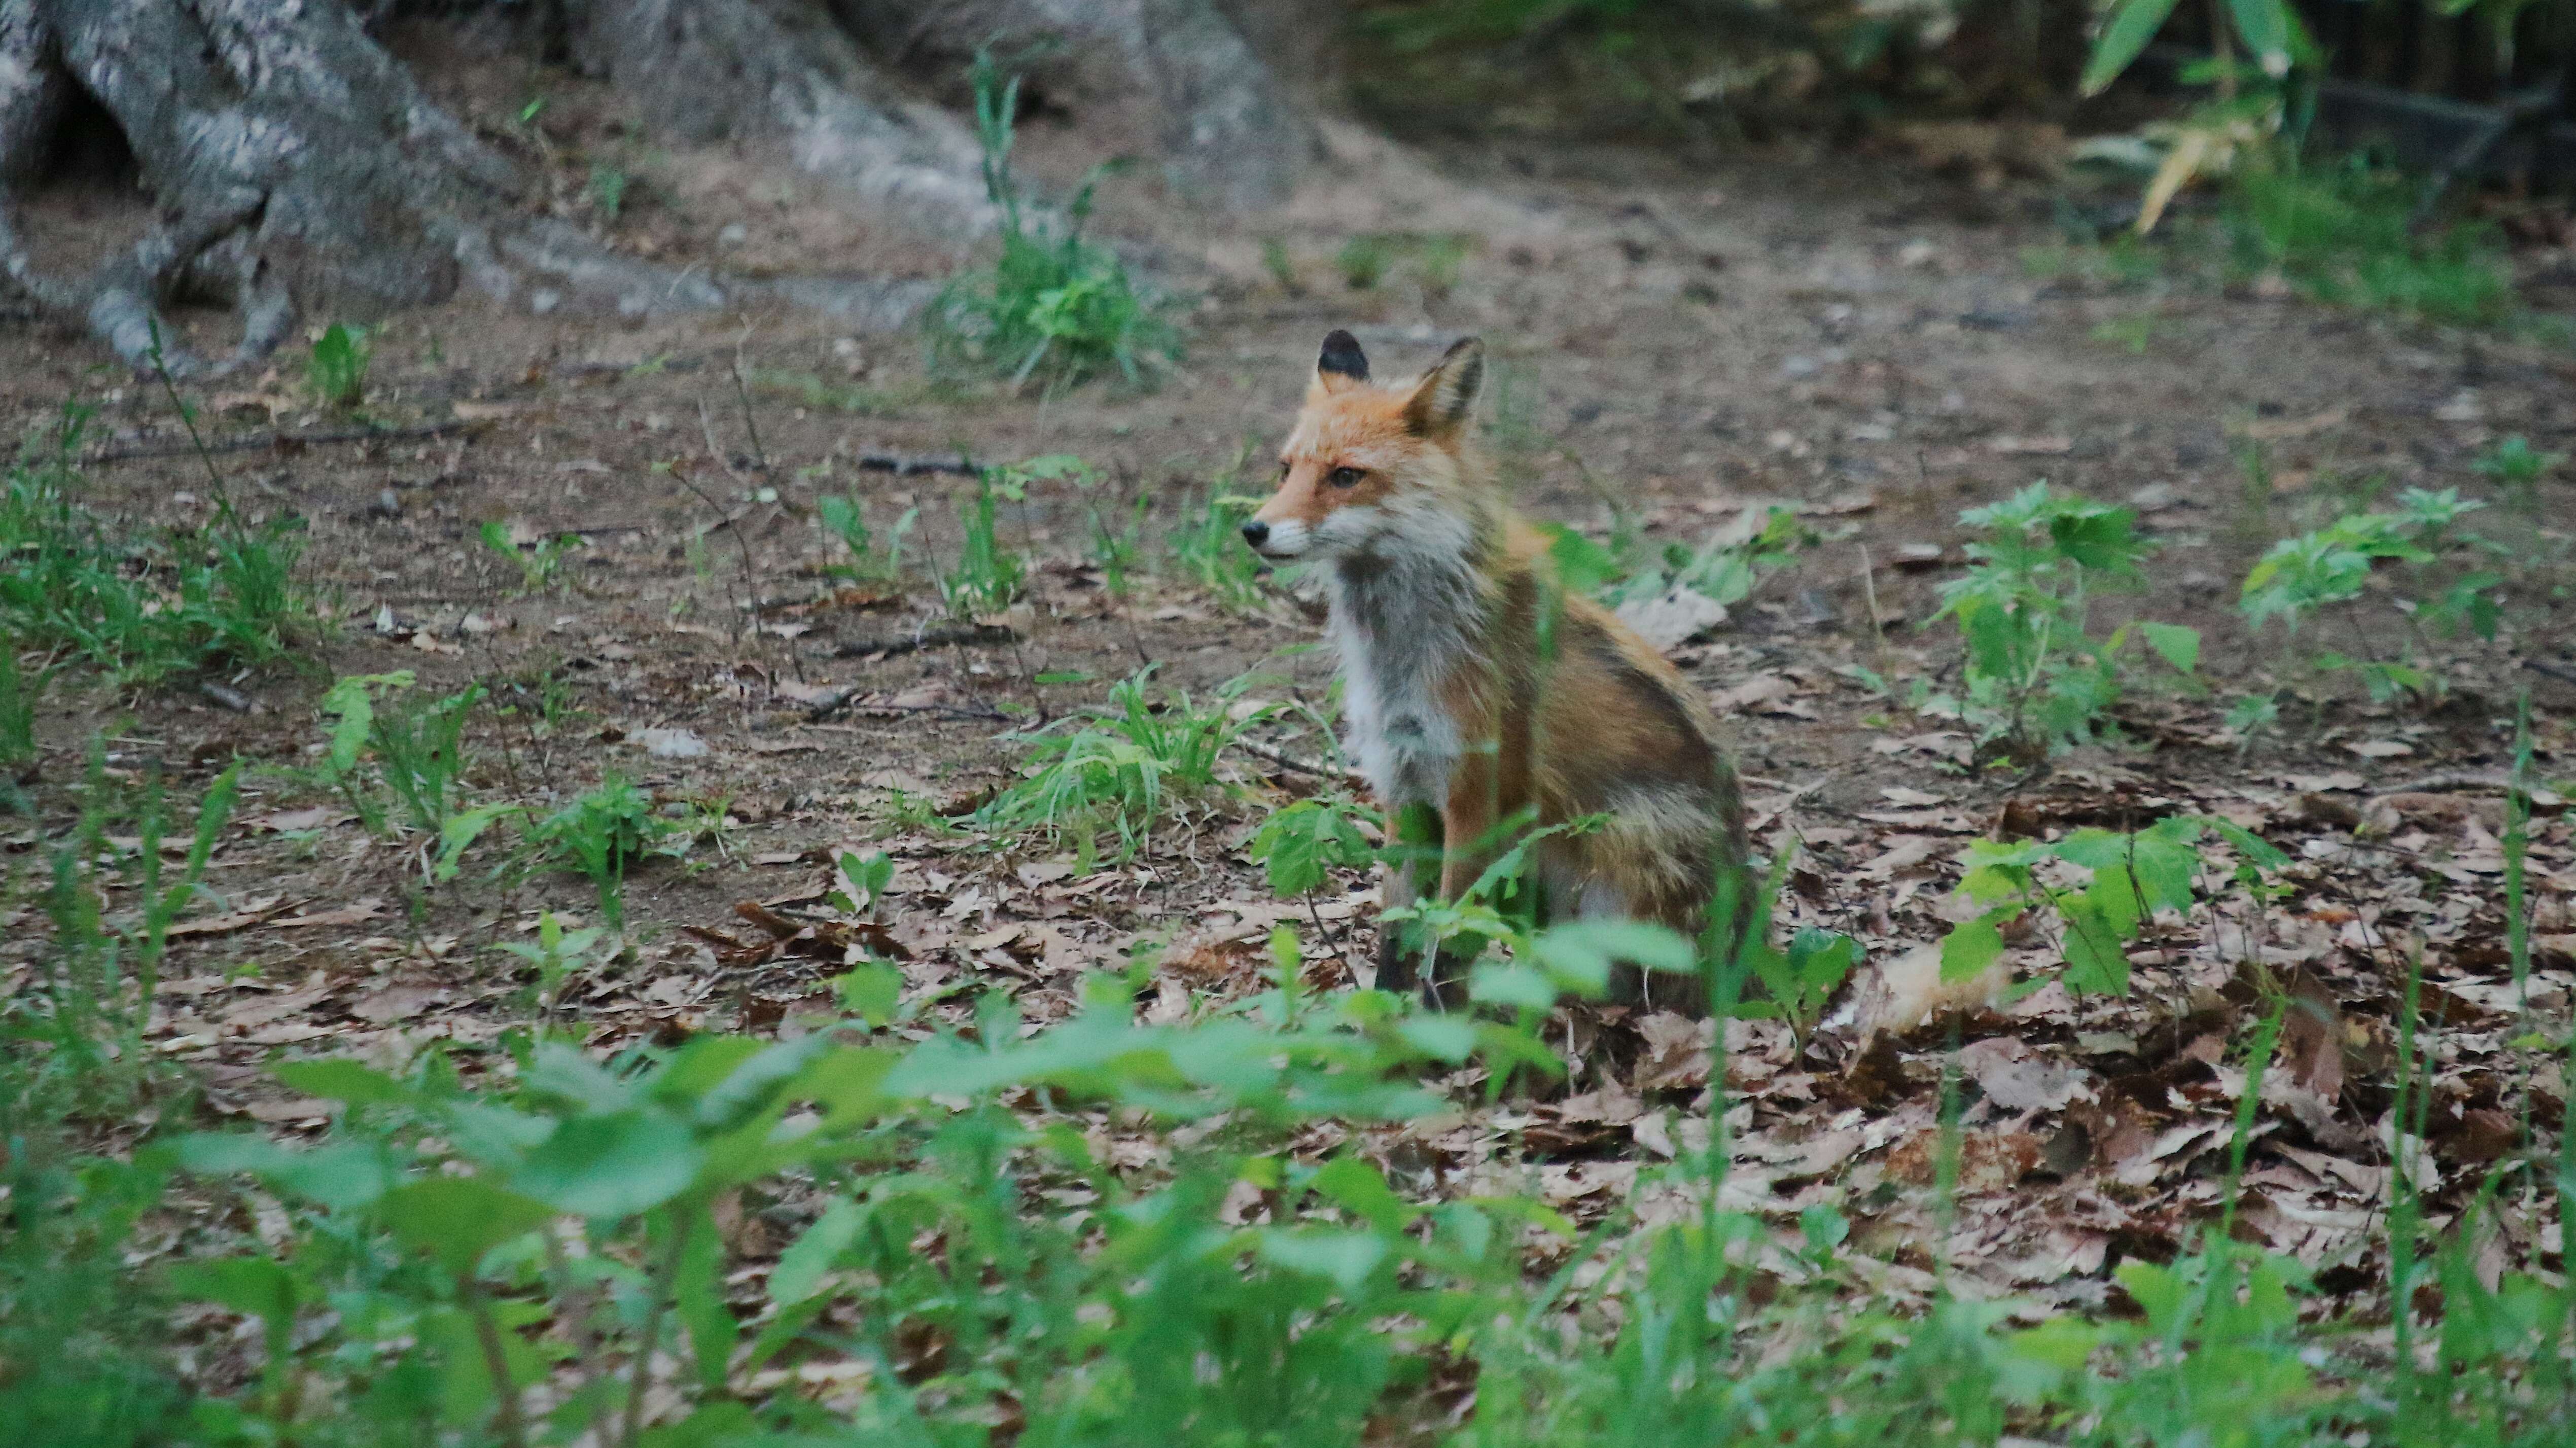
[0,0,1312,373]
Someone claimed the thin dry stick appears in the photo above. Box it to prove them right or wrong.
[618,1225,688,1448]
[84,418,471,466]
[1858,541,1892,676]
[726,331,769,474]
[678,421,765,633]
[459,1277,532,1448]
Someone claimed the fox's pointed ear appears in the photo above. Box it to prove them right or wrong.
[1315,329,1369,393]
[1402,336,1485,438]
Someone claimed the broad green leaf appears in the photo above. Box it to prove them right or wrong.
[2060,897,2133,996]
[831,961,904,1024]
[1467,961,1559,1010]
[2226,0,2291,74]
[520,1041,634,1115]
[2139,621,2200,674]
[272,1058,414,1109]
[2007,1315,2104,1373]
[1257,1228,1388,1293]
[673,1207,736,1392]
[770,1198,865,1308]
[166,1255,299,1324]
[2115,1260,2184,1334]
[1531,917,1696,994]
[2203,816,2289,871]
[435,802,521,882]
[1314,1155,1417,1233]
[376,1178,557,1277]
[1941,916,2006,983]
[648,1035,769,1114]
[1396,1015,1478,1063]
[513,1111,702,1219]
[175,1134,396,1210]
[640,1402,761,1448]
[792,1046,897,1128]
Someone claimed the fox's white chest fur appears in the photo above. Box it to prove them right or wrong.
[1326,508,1487,809]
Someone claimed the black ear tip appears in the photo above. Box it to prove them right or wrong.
[1318,329,1369,380]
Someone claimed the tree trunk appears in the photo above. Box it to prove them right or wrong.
[0,0,1312,373]
[830,0,1318,213]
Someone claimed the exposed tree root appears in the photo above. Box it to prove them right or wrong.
[0,0,940,373]
[0,0,1313,372]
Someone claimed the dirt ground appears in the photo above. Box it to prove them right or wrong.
[8,50,2576,1306]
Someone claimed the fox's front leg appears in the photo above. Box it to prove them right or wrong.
[1411,754,1501,1009]
[1375,800,1443,994]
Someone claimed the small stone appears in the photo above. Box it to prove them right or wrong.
[631,727,710,759]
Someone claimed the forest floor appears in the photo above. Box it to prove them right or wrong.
[8,41,2576,1335]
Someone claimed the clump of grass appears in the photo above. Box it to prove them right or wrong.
[817,493,915,583]
[2474,434,2564,516]
[925,55,1178,393]
[0,406,306,681]
[933,474,1027,620]
[0,632,37,765]
[1170,446,1269,610]
[976,667,1266,865]
[586,161,630,222]
[315,671,482,840]
[2224,155,2514,327]
[1334,231,1473,295]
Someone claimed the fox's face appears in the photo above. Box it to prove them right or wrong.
[1242,331,1487,563]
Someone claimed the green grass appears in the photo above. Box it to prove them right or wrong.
[975,667,1263,865]
[2224,155,2514,327]
[2037,150,2519,330]
[1169,449,1270,610]
[0,408,308,682]
[924,56,1179,393]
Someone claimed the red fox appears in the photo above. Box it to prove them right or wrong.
[1242,330,1747,1006]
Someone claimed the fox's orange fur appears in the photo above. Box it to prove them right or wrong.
[1245,331,1747,1006]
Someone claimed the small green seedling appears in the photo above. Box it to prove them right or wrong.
[528,774,669,929]
[480,520,585,595]
[306,324,371,409]
[817,495,915,583]
[497,911,610,1012]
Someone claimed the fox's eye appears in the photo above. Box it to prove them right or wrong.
[1328,467,1365,489]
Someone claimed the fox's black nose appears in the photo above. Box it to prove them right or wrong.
[1240,519,1271,549]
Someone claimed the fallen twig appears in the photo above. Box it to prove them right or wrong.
[2521,657,2576,688]
[831,623,1018,659]
[2371,771,2523,797]
[197,680,257,714]
[853,449,979,477]
[1231,738,1357,783]
[83,419,472,466]
[802,686,1011,724]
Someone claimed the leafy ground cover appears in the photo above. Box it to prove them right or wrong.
[5,41,2576,1447]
